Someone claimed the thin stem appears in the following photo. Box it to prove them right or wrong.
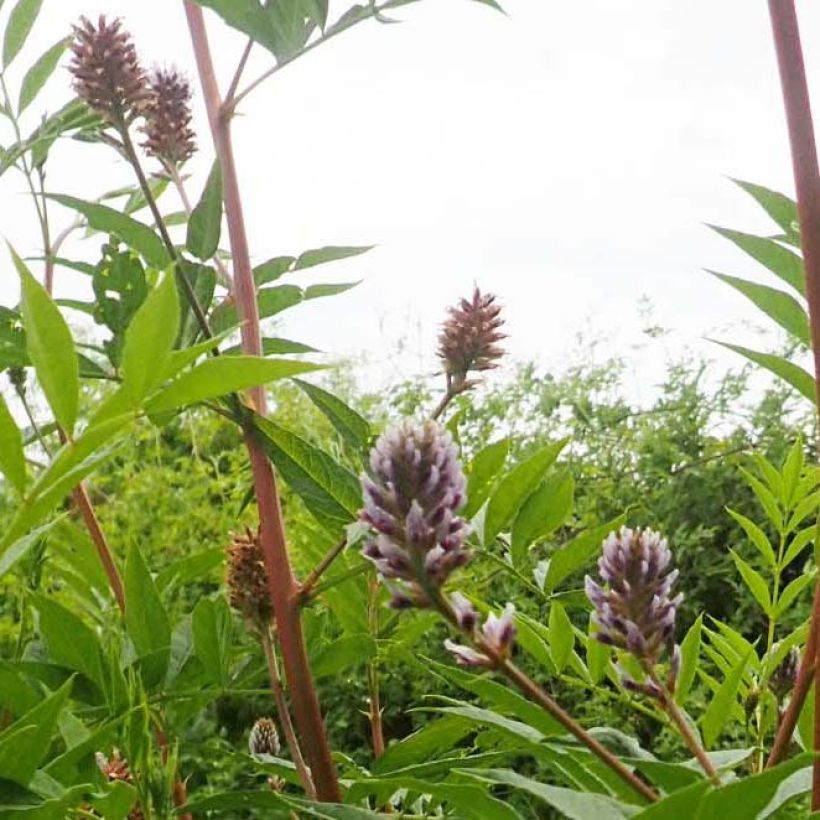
[13,383,52,457]
[765,6,820,794]
[224,38,253,108]
[433,593,657,803]
[185,3,341,800]
[260,629,317,799]
[430,376,469,423]
[367,577,386,760]
[299,537,347,601]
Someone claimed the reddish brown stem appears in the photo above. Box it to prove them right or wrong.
[299,537,347,601]
[184,2,340,800]
[765,6,820,796]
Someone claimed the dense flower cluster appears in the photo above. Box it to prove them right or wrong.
[360,421,471,607]
[249,717,280,756]
[585,527,682,694]
[437,287,505,388]
[69,16,150,123]
[142,68,196,165]
[94,751,143,819]
[226,528,272,630]
[444,597,517,667]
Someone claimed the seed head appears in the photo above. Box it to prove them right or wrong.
[444,602,517,668]
[69,16,150,124]
[249,717,280,756]
[585,527,682,681]
[361,421,471,607]
[226,528,272,630]
[437,287,505,389]
[142,68,196,166]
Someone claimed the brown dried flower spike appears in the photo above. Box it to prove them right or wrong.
[69,16,151,124]
[438,287,505,390]
[226,528,272,631]
[143,68,196,166]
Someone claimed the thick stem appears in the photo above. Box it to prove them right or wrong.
[184,3,340,800]
[260,629,317,799]
[765,5,820,788]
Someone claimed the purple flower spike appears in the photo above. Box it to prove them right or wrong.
[451,592,478,631]
[360,421,471,606]
[585,527,682,683]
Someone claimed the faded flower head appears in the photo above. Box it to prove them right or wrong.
[445,601,516,668]
[142,67,196,166]
[360,421,471,607]
[69,16,150,123]
[249,717,280,756]
[226,528,272,630]
[585,527,682,686]
[95,750,143,819]
[438,287,505,388]
[769,647,800,702]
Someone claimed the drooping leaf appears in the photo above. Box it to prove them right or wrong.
[18,37,67,112]
[49,194,169,269]
[708,271,809,345]
[294,378,371,450]
[145,356,322,415]
[484,439,568,544]
[12,246,79,432]
[2,0,42,68]
[712,341,815,402]
[187,159,222,260]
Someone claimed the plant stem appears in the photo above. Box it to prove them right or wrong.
[299,537,348,601]
[224,39,253,107]
[260,629,317,798]
[367,577,386,760]
[184,2,341,801]
[765,7,820,802]
[432,593,658,803]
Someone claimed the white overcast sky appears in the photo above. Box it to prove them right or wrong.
[1,0,819,399]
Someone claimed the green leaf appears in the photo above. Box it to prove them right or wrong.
[186,160,222,260]
[732,179,798,240]
[548,601,574,673]
[145,356,322,415]
[375,715,472,773]
[2,0,42,67]
[676,614,702,703]
[782,526,815,569]
[632,780,711,819]
[253,255,295,285]
[311,633,375,679]
[294,378,371,450]
[701,651,751,747]
[484,439,568,543]
[511,470,574,566]
[253,414,361,532]
[712,341,815,401]
[543,516,624,593]
[294,245,374,270]
[192,597,232,687]
[729,550,771,613]
[464,438,510,518]
[32,594,104,689]
[0,679,71,786]
[0,392,24,493]
[303,281,360,300]
[726,508,776,568]
[18,37,67,112]
[708,271,809,345]
[586,613,610,684]
[124,544,171,684]
[459,769,636,820]
[49,194,169,269]
[12,246,79,432]
[120,273,180,406]
[740,467,784,530]
[774,571,815,618]
[709,225,804,296]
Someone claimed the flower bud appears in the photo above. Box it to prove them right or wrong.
[69,16,150,124]
[444,603,516,668]
[361,421,471,606]
[438,287,505,389]
[585,526,682,679]
[142,68,196,166]
[249,717,280,756]
[226,528,272,631]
